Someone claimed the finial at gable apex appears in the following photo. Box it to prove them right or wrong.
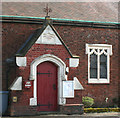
[44,3,52,18]
[43,3,52,25]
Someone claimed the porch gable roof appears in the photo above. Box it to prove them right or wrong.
[16,17,79,58]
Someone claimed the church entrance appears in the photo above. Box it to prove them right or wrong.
[37,61,58,112]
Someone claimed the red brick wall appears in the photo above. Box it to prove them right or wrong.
[2,22,120,115]
[7,43,72,116]
[2,23,40,90]
[55,25,119,107]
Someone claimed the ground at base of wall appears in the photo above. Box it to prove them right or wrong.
[1,112,120,118]
[6,104,84,116]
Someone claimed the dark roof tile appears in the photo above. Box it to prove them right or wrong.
[2,2,118,22]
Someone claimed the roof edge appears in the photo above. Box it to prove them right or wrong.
[16,23,80,58]
[1,15,120,25]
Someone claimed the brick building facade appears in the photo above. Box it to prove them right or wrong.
[2,15,120,116]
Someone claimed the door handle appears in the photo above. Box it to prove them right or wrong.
[53,84,56,90]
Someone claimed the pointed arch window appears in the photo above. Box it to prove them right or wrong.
[90,53,97,78]
[86,44,112,83]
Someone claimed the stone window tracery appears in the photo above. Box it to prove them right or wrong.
[86,44,112,83]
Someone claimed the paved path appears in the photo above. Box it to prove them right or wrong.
[1,112,120,118]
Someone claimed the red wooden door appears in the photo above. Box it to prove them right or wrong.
[37,61,58,112]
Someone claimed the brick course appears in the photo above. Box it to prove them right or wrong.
[2,22,120,115]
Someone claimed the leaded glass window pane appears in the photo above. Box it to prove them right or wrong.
[100,54,107,78]
[90,53,97,78]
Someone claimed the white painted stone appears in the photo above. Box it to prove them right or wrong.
[86,43,112,55]
[16,57,27,67]
[66,67,69,73]
[60,98,66,104]
[35,25,62,45]
[65,75,68,80]
[30,54,66,105]
[86,44,112,83]
[69,58,79,67]
[74,77,84,90]
[9,77,22,90]
[30,98,37,106]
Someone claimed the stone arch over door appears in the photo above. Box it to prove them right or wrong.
[29,54,66,106]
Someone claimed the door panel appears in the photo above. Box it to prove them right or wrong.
[37,61,58,111]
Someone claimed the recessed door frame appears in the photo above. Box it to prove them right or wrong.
[29,54,66,106]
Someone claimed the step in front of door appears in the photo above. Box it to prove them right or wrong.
[59,104,84,115]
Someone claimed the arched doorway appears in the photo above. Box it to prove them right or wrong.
[29,54,66,107]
